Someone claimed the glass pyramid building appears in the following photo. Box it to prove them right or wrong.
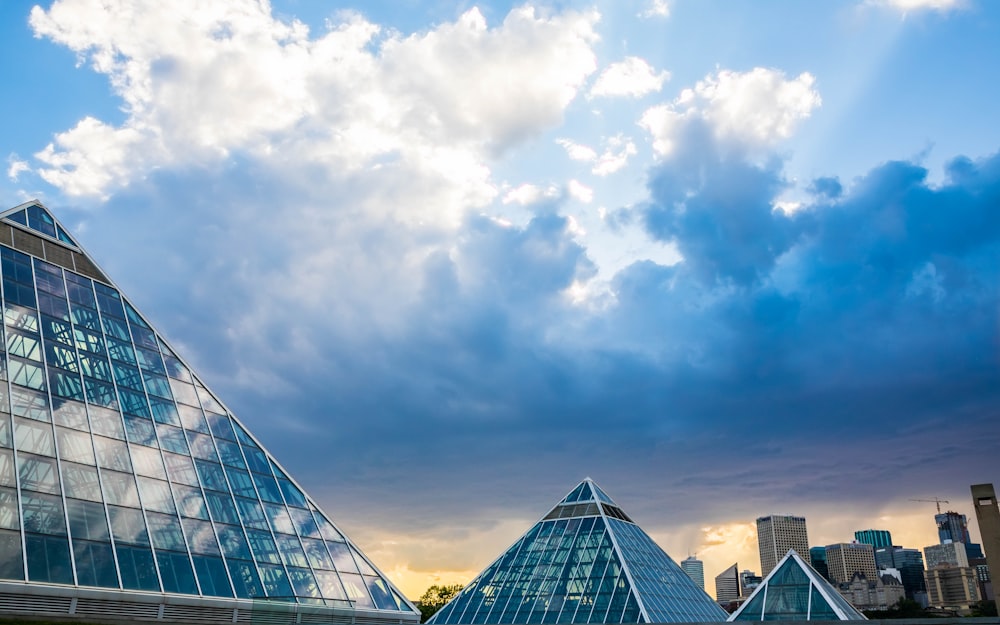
[427,478,729,624]
[728,550,867,621]
[0,200,419,623]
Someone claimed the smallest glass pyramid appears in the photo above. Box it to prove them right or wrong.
[728,550,867,621]
[428,478,728,624]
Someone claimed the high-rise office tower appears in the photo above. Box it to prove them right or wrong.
[715,563,740,603]
[681,555,705,590]
[757,515,810,576]
[739,569,762,596]
[824,543,877,585]
[936,510,984,560]
[810,546,830,581]
[854,529,893,550]
[874,546,926,600]
[972,484,1000,579]
[0,201,419,624]
[925,542,969,569]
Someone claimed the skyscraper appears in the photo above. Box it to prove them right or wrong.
[427,479,728,624]
[681,555,705,591]
[936,510,984,560]
[756,515,810,576]
[854,529,893,550]
[824,543,877,585]
[810,546,830,581]
[874,546,926,600]
[714,563,739,603]
[0,201,418,623]
[971,483,1000,598]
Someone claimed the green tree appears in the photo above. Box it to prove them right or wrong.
[971,600,997,617]
[416,584,464,623]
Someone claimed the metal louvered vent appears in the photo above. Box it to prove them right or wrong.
[74,597,162,619]
[0,592,73,615]
[300,612,355,624]
[600,503,634,523]
[542,502,601,520]
[162,604,239,623]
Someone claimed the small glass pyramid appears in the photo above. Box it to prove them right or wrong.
[428,478,728,624]
[0,201,418,619]
[728,550,867,621]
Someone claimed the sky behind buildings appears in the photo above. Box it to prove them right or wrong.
[1,0,998,599]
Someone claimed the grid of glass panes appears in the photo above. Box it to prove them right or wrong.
[433,515,640,624]
[606,519,728,622]
[0,243,409,611]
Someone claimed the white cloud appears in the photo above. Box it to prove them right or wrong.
[556,138,598,162]
[640,0,671,18]
[640,67,821,155]
[590,56,670,99]
[591,135,637,176]
[869,0,965,13]
[28,1,600,218]
[6,156,30,181]
[567,179,593,203]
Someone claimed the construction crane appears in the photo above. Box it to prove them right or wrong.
[910,497,950,513]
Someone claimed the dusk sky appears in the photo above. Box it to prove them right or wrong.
[2,0,999,599]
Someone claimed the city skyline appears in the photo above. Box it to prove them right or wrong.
[2,0,999,602]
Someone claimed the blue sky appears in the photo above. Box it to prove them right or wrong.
[2,0,999,597]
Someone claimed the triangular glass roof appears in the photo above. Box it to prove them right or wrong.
[1,201,77,247]
[0,201,418,618]
[428,479,728,624]
[728,550,867,621]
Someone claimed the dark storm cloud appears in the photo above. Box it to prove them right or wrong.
[61,143,1000,540]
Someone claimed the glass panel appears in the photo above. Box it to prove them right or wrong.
[49,367,84,400]
[216,439,246,469]
[196,460,228,492]
[0,417,10,450]
[264,503,295,535]
[177,404,209,433]
[302,538,334,570]
[316,570,347,602]
[65,273,96,309]
[62,462,102,502]
[57,427,95,465]
[340,572,375,608]
[3,281,36,308]
[367,576,398,611]
[172,483,209,520]
[278,479,307,508]
[94,435,131,472]
[149,397,180,426]
[147,512,186,551]
[32,259,65,295]
[163,355,191,383]
[205,490,240,526]
[228,559,265,598]
[0,487,19,530]
[7,330,42,360]
[169,379,200,408]
[107,338,136,366]
[10,387,49,421]
[9,358,45,391]
[809,585,838,620]
[163,451,199,487]
[253,473,283,503]
[243,446,270,474]
[0,528,25,580]
[247,529,281,564]
[85,377,118,409]
[4,303,39,333]
[102,315,130,341]
[156,423,188,454]
[71,305,101,331]
[101,470,141,508]
[195,383,224,414]
[313,507,344,541]
[276,534,308,568]
[183,518,221,555]
[21,491,66,535]
[206,413,235,441]
[38,292,70,322]
[41,315,73,346]
[130,444,166,479]
[193,554,233,597]
[72,540,121,589]
[156,549,199,594]
[52,398,89,431]
[124,415,157,446]
[259,563,293,600]
[217,524,253,561]
[137,477,175,514]
[225,467,256,499]
[135,346,165,374]
[350,545,377,575]
[236,497,269,530]
[131,326,157,351]
[74,326,105,354]
[88,405,124,439]
[143,373,172,400]
[0,449,14,487]
[188,433,219,462]
[45,340,78,371]
[288,566,322,599]
[116,544,160,591]
[328,541,359,574]
[18,453,60,493]
[25,533,73,584]
[14,417,55,456]
[290,508,320,539]
[108,505,149,546]
[119,390,150,418]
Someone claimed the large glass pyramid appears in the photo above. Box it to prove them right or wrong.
[728,550,867,621]
[427,478,729,624]
[0,200,419,620]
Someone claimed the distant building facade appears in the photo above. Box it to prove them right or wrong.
[935,511,983,560]
[924,566,981,614]
[854,529,893,550]
[715,563,740,603]
[925,542,969,569]
[874,546,927,600]
[739,570,762,597]
[810,546,831,581]
[825,543,877,585]
[837,572,906,612]
[971,483,999,601]
[681,555,705,591]
[757,515,810,576]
